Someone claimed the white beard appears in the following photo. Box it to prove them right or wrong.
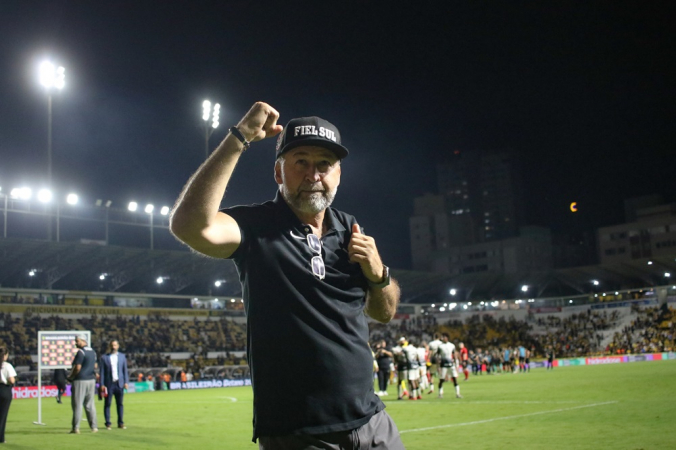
[281,183,337,215]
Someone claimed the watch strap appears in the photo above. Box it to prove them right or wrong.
[368,265,390,289]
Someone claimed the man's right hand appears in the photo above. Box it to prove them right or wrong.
[235,102,283,143]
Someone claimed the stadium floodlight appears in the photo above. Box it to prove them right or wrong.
[37,188,52,203]
[160,206,170,216]
[462,304,468,310]
[450,288,457,296]
[11,187,32,200]
[665,272,672,278]
[66,193,78,205]
[592,279,600,286]
[521,285,529,292]
[202,100,211,121]
[212,103,220,129]
[99,273,106,280]
[29,270,36,276]
[39,61,66,90]
[144,204,154,214]
[156,276,164,284]
[214,280,223,287]
[647,261,653,265]
[202,99,221,158]
[128,201,138,212]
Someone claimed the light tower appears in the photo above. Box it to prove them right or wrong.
[202,100,220,158]
[39,61,66,188]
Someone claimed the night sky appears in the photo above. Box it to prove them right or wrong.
[1,1,675,270]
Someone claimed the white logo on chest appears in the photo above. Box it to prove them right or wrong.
[289,230,305,240]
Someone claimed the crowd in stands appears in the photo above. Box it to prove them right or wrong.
[607,304,675,354]
[0,311,247,373]
[529,310,620,358]
[1,302,674,378]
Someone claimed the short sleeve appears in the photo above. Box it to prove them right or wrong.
[73,349,84,366]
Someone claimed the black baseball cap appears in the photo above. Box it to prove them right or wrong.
[275,116,349,160]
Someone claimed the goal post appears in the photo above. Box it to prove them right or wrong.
[34,330,91,425]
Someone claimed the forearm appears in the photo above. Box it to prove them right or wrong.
[170,133,246,237]
[365,277,400,323]
[68,367,80,380]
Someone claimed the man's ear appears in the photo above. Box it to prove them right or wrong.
[274,160,283,184]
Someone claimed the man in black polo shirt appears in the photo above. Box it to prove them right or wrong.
[67,335,98,433]
[171,102,405,449]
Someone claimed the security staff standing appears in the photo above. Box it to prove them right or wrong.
[67,335,98,434]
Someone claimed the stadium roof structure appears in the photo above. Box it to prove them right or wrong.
[0,237,240,297]
[1,237,674,303]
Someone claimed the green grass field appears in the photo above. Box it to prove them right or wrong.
[4,360,676,449]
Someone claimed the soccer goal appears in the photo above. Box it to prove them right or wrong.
[34,330,91,425]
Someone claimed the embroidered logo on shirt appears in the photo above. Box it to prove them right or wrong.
[289,230,305,240]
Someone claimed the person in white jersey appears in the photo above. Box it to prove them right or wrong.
[427,333,442,394]
[436,333,462,399]
[402,340,421,400]
[391,338,408,400]
[417,341,429,392]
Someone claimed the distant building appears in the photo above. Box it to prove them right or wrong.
[427,226,553,275]
[598,199,676,264]
[552,231,597,268]
[410,149,548,274]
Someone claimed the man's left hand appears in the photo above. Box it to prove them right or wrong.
[348,224,385,284]
[124,383,128,390]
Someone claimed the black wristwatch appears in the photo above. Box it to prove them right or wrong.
[367,265,390,289]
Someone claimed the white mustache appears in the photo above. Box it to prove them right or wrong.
[300,184,325,193]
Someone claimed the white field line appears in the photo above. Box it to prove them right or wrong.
[388,400,584,405]
[400,401,618,434]
[127,396,238,404]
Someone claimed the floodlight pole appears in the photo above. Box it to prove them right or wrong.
[149,213,154,250]
[105,207,110,244]
[56,202,60,242]
[2,194,7,238]
[47,94,53,241]
[205,126,210,159]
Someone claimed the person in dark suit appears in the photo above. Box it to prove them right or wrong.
[99,340,129,430]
